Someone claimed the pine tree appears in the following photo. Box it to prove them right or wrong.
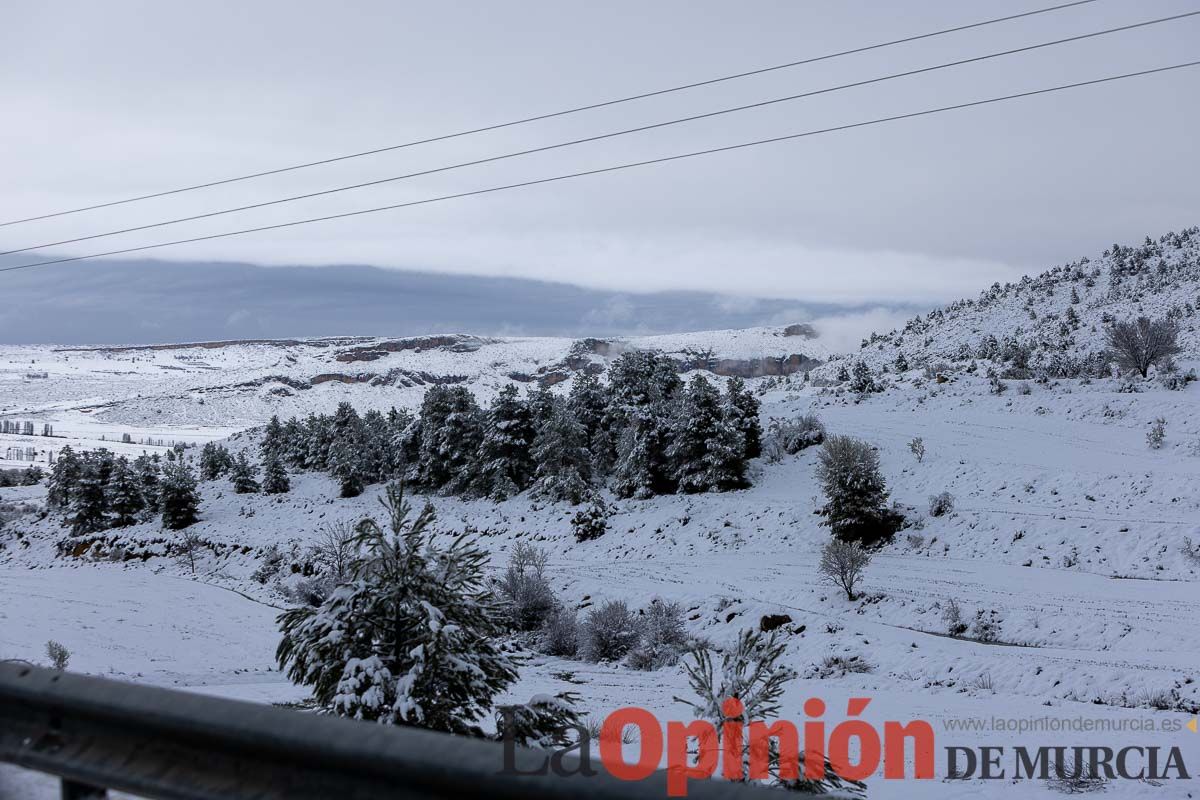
[160,459,200,530]
[260,415,285,462]
[607,351,679,498]
[667,375,747,493]
[229,452,260,494]
[894,351,910,373]
[276,483,518,734]
[107,456,145,527]
[360,409,390,484]
[412,386,483,494]
[261,451,290,494]
[281,417,307,469]
[328,402,365,498]
[199,442,233,480]
[134,454,161,511]
[724,376,762,460]
[567,371,610,472]
[67,460,108,535]
[47,444,82,511]
[529,398,593,504]
[473,385,535,500]
[849,361,878,394]
[815,435,900,547]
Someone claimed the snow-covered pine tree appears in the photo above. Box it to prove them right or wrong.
[281,416,308,469]
[815,435,900,547]
[46,444,82,510]
[567,371,610,472]
[276,483,518,735]
[107,456,145,527]
[160,459,200,530]
[607,351,679,498]
[529,397,593,504]
[199,442,233,480]
[724,376,762,460]
[302,413,333,471]
[524,385,557,430]
[67,459,108,535]
[472,385,535,500]
[134,454,161,511]
[411,386,484,495]
[260,415,285,462]
[383,407,415,480]
[667,374,747,493]
[894,351,910,373]
[849,361,879,394]
[229,452,260,494]
[360,409,390,484]
[261,450,290,494]
[329,402,365,498]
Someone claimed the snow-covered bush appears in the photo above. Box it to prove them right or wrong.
[762,414,825,462]
[276,483,517,735]
[942,598,968,636]
[818,538,871,601]
[251,543,286,584]
[815,435,902,547]
[537,607,579,657]
[1181,537,1200,567]
[928,491,955,517]
[1106,316,1180,378]
[571,500,609,542]
[496,542,556,633]
[626,598,689,671]
[970,608,1003,643]
[580,600,641,662]
[1147,417,1167,450]
[908,437,926,463]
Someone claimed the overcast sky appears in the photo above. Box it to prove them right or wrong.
[1,1,1197,338]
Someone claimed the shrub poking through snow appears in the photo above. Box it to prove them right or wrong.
[928,491,955,517]
[571,499,609,542]
[815,435,901,547]
[970,608,1003,643]
[908,437,926,463]
[818,538,871,601]
[1147,417,1167,450]
[762,414,825,462]
[496,542,556,633]
[494,692,583,749]
[580,600,641,662]
[173,531,204,575]
[45,640,70,670]
[807,654,873,679]
[276,482,517,735]
[675,630,866,797]
[626,598,689,671]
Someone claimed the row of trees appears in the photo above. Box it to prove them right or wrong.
[261,351,762,503]
[47,446,200,533]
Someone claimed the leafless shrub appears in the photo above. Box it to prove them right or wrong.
[1182,537,1200,567]
[942,597,968,636]
[908,437,925,463]
[580,600,641,662]
[807,653,874,679]
[173,531,204,575]
[818,539,871,601]
[1046,755,1108,794]
[497,542,556,633]
[1106,316,1181,378]
[308,521,356,583]
[1146,417,1167,450]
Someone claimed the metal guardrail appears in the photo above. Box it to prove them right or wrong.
[0,662,760,799]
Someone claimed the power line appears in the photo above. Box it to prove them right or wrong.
[3,60,1195,276]
[5,9,1194,258]
[0,0,1102,229]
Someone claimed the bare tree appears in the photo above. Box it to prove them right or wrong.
[173,531,204,575]
[309,521,357,582]
[818,538,872,601]
[1106,316,1181,378]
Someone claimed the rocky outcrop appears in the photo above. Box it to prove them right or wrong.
[335,334,491,363]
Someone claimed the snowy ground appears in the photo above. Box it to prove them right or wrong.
[2,349,1199,798]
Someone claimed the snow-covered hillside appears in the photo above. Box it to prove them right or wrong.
[4,231,1200,798]
[841,226,1200,377]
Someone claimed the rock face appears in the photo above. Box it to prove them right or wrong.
[783,323,818,338]
[678,353,822,378]
[335,334,490,363]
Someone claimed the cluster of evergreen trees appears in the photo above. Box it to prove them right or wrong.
[47,445,201,533]
[262,351,762,503]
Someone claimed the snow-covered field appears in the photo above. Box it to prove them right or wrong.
[2,334,1199,797]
